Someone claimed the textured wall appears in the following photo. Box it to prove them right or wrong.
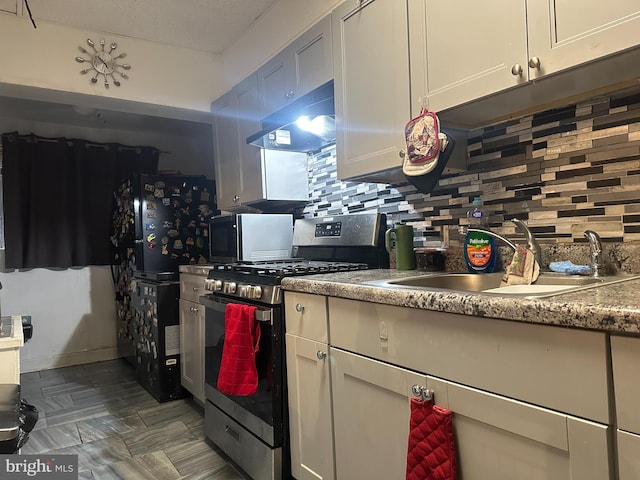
[303,86,640,272]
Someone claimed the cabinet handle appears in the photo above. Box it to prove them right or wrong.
[190,306,199,313]
[528,56,541,69]
[511,64,523,76]
[399,149,406,159]
[233,195,240,203]
[192,287,199,292]
[285,90,295,99]
[224,425,240,441]
[411,385,432,401]
[295,303,305,313]
[317,351,327,360]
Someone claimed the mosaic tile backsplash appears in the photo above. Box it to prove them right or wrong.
[301,86,640,273]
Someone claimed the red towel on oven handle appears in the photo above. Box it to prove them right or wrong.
[216,304,261,396]
[406,397,458,480]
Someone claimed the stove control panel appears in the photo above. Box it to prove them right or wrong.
[315,221,342,237]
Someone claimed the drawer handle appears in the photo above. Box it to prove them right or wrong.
[295,303,305,313]
[411,385,432,402]
[317,351,327,360]
[190,306,199,313]
[224,425,240,442]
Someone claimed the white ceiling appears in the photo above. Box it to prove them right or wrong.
[19,0,279,55]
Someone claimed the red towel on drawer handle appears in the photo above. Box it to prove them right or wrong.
[406,397,458,480]
[217,304,261,396]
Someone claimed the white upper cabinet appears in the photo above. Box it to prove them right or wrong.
[411,0,640,116]
[527,0,640,79]
[211,74,263,210]
[258,15,333,119]
[211,90,241,211]
[332,0,411,183]
[409,0,528,113]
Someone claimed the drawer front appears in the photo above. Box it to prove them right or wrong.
[284,292,328,342]
[180,273,207,303]
[328,297,609,423]
[611,336,640,434]
[618,429,640,480]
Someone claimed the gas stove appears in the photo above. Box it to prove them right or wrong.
[201,213,388,480]
[203,213,389,305]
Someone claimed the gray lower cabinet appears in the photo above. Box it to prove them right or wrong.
[284,292,334,480]
[611,335,640,479]
[179,273,206,403]
[285,293,615,479]
[331,347,610,480]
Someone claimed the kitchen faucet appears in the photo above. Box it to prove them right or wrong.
[459,218,542,267]
[584,230,605,277]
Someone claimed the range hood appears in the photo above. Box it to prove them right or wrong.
[247,80,335,153]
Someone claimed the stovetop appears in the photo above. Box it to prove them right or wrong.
[210,259,369,278]
[204,259,369,304]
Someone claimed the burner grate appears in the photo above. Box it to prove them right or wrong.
[208,260,369,279]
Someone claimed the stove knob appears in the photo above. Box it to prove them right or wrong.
[244,286,262,299]
[206,279,223,291]
[251,286,263,299]
[223,282,237,294]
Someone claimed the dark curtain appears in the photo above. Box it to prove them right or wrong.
[2,132,158,269]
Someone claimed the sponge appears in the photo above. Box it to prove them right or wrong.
[549,261,591,275]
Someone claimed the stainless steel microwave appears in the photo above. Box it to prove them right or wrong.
[208,213,294,263]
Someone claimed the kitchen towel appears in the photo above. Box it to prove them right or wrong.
[217,303,261,396]
[501,245,540,286]
[406,397,458,480]
[549,261,591,275]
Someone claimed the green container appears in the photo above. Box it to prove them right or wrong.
[385,223,416,270]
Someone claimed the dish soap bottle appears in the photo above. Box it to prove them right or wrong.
[464,197,497,273]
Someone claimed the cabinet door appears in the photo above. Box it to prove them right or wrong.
[179,299,204,403]
[409,0,528,113]
[234,74,264,205]
[332,0,410,182]
[611,335,640,434]
[286,334,334,480]
[618,429,640,480]
[258,15,333,119]
[330,347,427,480]
[428,377,611,480]
[257,50,294,118]
[212,90,240,211]
[527,0,640,80]
[290,14,333,101]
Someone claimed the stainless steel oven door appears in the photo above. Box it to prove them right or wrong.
[202,294,284,447]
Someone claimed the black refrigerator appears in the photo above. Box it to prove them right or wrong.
[111,173,217,402]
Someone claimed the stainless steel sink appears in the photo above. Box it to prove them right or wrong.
[364,272,639,298]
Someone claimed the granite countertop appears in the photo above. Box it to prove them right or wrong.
[281,269,640,335]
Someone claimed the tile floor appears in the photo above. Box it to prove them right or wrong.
[18,359,250,480]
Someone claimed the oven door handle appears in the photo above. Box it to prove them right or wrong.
[203,296,273,325]
[255,308,272,324]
